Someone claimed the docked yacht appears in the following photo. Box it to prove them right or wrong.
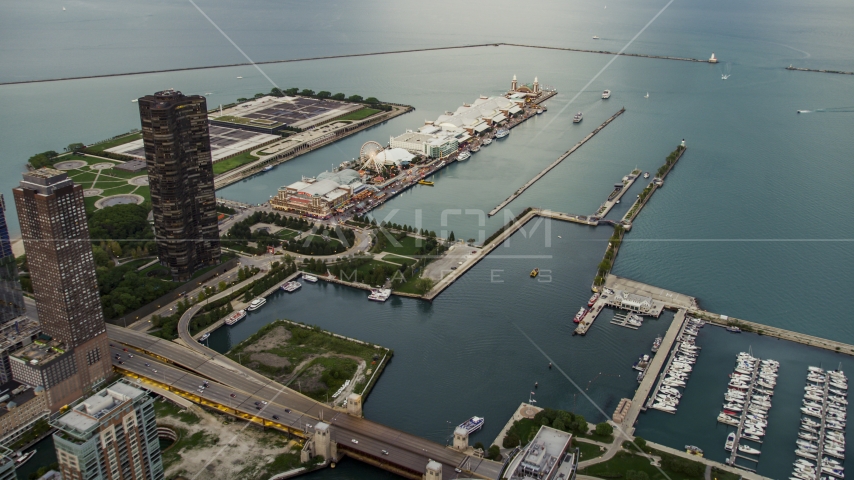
[368,288,391,302]
[724,432,735,451]
[247,298,266,311]
[225,309,247,325]
[483,137,493,146]
[495,129,509,138]
[281,281,302,292]
[199,333,210,343]
[302,274,318,283]
[457,151,471,161]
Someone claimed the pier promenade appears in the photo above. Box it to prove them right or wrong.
[488,108,626,217]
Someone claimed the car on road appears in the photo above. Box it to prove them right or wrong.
[351,439,358,444]
[254,401,261,406]
[198,385,205,390]
[272,415,279,420]
[144,363,150,367]
[381,450,389,455]
[284,408,291,413]
[152,369,157,373]
[128,354,134,358]
[118,360,124,365]
[455,468,462,473]
[261,401,268,405]
[256,406,262,410]
[203,381,209,387]
[451,267,457,270]
[230,393,236,398]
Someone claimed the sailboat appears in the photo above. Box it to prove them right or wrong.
[644,92,649,99]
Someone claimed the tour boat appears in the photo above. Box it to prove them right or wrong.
[530,268,539,278]
[302,274,318,283]
[573,112,583,123]
[198,333,210,343]
[726,326,742,333]
[247,298,266,311]
[225,309,247,325]
[602,90,611,99]
[262,165,273,172]
[15,450,36,466]
[457,151,471,161]
[494,129,509,139]
[643,172,650,179]
[573,307,588,323]
[281,281,302,292]
[592,35,600,39]
[483,137,493,146]
[458,416,485,434]
[417,180,434,186]
[368,288,391,302]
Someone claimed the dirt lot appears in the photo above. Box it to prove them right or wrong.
[250,352,291,368]
[244,326,291,353]
[157,400,297,480]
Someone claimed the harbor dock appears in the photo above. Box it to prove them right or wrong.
[488,108,626,217]
[726,358,763,467]
[594,169,640,218]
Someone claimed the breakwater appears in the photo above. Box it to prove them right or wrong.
[621,144,686,224]
[1,43,719,86]
[488,108,626,217]
[786,65,854,76]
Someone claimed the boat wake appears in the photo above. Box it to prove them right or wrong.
[798,106,854,114]
[719,62,732,80]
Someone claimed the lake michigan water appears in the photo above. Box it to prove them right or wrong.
[3,0,854,478]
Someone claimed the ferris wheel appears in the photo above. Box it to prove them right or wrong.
[359,141,385,171]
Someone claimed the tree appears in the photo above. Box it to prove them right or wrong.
[316,91,331,99]
[502,432,520,448]
[331,93,346,100]
[237,97,249,102]
[254,92,265,98]
[27,150,59,168]
[552,418,566,431]
[625,471,649,480]
[572,415,587,435]
[300,89,315,96]
[348,95,363,102]
[633,436,647,450]
[448,231,455,242]
[595,422,613,437]
[284,87,299,96]
[65,142,85,152]
[270,87,284,97]
[474,441,485,451]
[487,445,502,461]
[365,97,380,104]
[414,277,434,294]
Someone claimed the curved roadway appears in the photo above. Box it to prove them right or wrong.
[108,325,501,479]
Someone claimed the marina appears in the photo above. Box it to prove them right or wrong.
[647,315,704,414]
[792,366,847,479]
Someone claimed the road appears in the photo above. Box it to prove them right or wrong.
[108,325,502,479]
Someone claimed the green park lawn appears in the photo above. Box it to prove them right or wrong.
[335,107,381,122]
[382,253,417,266]
[580,450,709,480]
[86,133,142,153]
[576,440,605,462]
[213,151,259,175]
[379,235,424,256]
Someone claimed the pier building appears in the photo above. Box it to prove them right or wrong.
[390,128,461,158]
[506,425,577,480]
[270,169,364,218]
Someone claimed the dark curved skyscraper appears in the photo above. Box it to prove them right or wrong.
[0,194,25,324]
[138,89,220,281]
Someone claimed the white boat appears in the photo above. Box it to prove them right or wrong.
[131,99,138,103]
[281,281,302,292]
[457,151,471,161]
[458,416,485,434]
[643,172,650,179]
[536,108,544,114]
[724,432,735,451]
[247,298,266,311]
[236,76,243,79]
[303,274,318,283]
[198,333,210,342]
[592,35,600,39]
[225,309,247,326]
[14,450,36,466]
[738,444,761,455]
[368,288,391,302]
[573,112,583,123]
[644,92,649,99]
[602,90,611,99]
[483,137,493,145]
[652,403,676,412]
[495,129,509,138]
[262,165,274,172]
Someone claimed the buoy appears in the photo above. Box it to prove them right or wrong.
[535,382,539,388]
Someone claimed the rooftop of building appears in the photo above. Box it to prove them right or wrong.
[0,380,41,421]
[0,317,41,352]
[511,426,573,480]
[54,381,146,438]
[11,336,67,367]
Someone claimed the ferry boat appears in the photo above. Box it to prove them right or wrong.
[417,180,434,186]
[199,333,210,343]
[592,35,600,39]
[457,151,471,161]
[15,450,36,466]
[573,112,583,123]
[587,293,600,306]
[368,288,391,302]
[225,309,247,325]
[651,336,663,353]
[685,445,703,457]
[302,274,318,283]
[494,129,509,139]
[573,307,588,323]
[643,172,650,179]
[247,298,266,311]
[602,90,611,99]
[726,326,742,333]
[262,165,273,172]
[530,268,539,278]
[470,145,480,153]
[458,416,485,434]
[482,137,493,146]
[281,281,302,292]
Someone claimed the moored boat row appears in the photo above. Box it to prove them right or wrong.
[791,366,847,479]
[650,317,705,413]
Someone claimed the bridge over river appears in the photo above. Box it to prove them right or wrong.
[107,325,502,479]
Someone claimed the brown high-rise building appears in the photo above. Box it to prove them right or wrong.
[11,168,112,410]
[138,89,220,281]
